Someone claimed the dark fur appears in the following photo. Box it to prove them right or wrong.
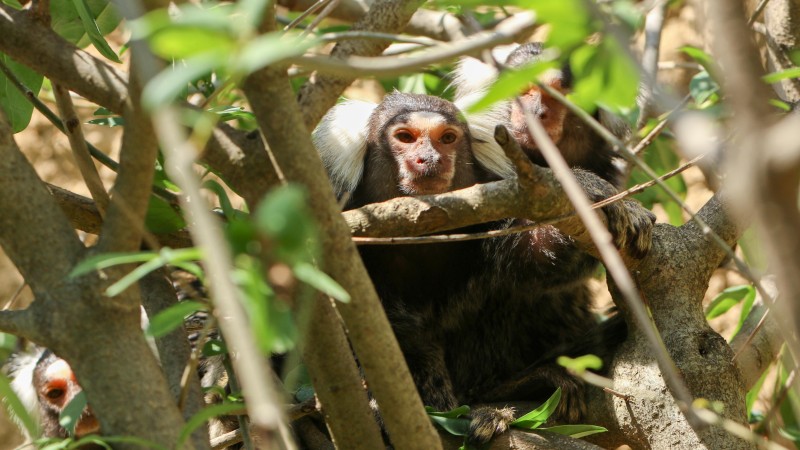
[329,92,653,444]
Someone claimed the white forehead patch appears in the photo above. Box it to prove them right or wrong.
[403,111,449,130]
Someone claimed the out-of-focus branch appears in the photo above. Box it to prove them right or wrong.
[278,0,468,40]
[290,12,535,82]
[296,0,426,130]
[637,0,668,128]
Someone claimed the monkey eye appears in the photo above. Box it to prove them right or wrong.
[440,131,457,144]
[394,131,416,143]
[45,387,65,400]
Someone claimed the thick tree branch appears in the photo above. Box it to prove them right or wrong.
[296,0,426,130]
[0,5,128,113]
[243,64,441,450]
[200,124,280,207]
[97,66,159,253]
[0,110,84,296]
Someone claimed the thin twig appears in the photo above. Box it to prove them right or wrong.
[284,0,331,31]
[0,59,179,205]
[52,83,110,215]
[539,82,772,307]
[631,94,691,155]
[637,0,668,129]
[318,31,439,47]
[302,0,340,36]
[748,0,772,26]
[519,99,702,428]
[2,281,26,311]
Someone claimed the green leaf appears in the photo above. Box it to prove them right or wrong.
[426,405,471,418]
[178,402,244,446]
[426,405,471,436]
[679,46,714,73]
[203,179,237,221]
[59,391,88,435]
[146,301,208,338]
[145,195,185,234]
[234,259,297,354]
[142,53,224,109]
[763,68,800,84]
[233,33,318,75]
[202,339,227,357]
[538,424,607,438]
[105,248,203,297]
[70,251,159,278]
[0,54,44,132]
[0,372,39,438]
[746,367,769,421]
[255,185,318,264]
[511,388,561,429]
[398,73,429,95]
[51,0,121,48]
[150,27,235,60]
[466,60,557,113]
[557,354,603,374]
[689,71,719,105]
[293,263,350,303]
[705,285,755,320]
[87,116,125,127]
[70,0,121,62]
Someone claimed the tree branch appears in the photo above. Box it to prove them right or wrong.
[0,110,84,296]
[0,5,128,113]
[296,0,426,130]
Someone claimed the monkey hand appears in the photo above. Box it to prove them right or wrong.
[574,169,656,259]
[467,406,516,445]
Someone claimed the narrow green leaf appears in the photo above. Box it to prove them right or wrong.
[59,391,88,435]
[467,61,556,113]
[203,179,236,221]
[233,33,318,75]
[538,424,607,438]
[70,251,158,278]
[557,354,603,374]
[763,68,800,84]
[142,53,223,109]
[511,388,561,429]
[293,263,351,303]
[426,405,471,418]
[679,46,714,73]
[705,285,755,320]
[0,372,39,438]
[70,0,121,63]
[146,301,208,338]
[104,248,203,297]
[178,402,245,446]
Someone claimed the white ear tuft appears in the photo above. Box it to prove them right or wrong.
[6,348,43,437]
[313,100,377,197]
[455,96,516,180]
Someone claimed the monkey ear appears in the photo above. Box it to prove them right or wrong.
[5,346,44,436]
[313,99,377,198]
[455,97,516,180]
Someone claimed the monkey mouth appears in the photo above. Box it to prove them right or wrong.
[400,176,452,195]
